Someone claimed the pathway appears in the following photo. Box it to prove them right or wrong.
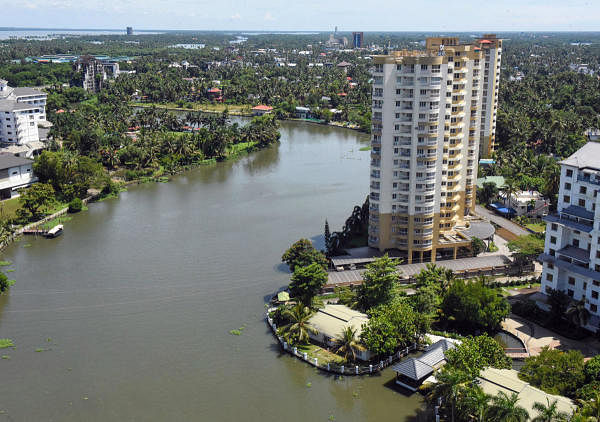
[502,315,600,358]
[475,205,529,238]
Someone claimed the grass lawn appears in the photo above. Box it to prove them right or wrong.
[0,197,21,219]
[525,222,546,233]
[297,343,346,365]
[132,102,252,114]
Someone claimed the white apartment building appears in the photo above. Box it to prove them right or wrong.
[368,35,501,263]
[0,79,47,146]
[0,155,37,199]
[539,142,600,332]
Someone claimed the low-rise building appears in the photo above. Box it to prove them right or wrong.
[307,304,372,361]
[500,190,549,217]
[478,368,576,417]
[539,142,600,331]
[0,155,37,199]
[295,106,311,119]
[251,105,273,116]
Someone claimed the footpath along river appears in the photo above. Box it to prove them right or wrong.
[0,120,424,421]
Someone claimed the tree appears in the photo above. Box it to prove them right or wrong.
[578,391,600,421]
[532,398,569,422]
[334,285,358,309]
[472,237,486,256]
[460,386,491,422]
[547,288,571,323]
[333,326,360,363]
[427,368,472,422]
[17,183,55,220]
[445,335,512,378]
[566,299,591,330]
[519,347,585,397]
[360,301,418,357]
[0,271,10,294]
[441,278,510,333]
[288,262,328,306]
[479,181,499,205]
[324,219,332,257]
[281,238,328,272]
[356,254,399,311]
[488,392,529,422]
[278,303,317,345]
[584,355,600,383]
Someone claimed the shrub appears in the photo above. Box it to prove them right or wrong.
[68,197,83,213]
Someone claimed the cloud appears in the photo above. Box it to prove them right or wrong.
[230,13,241,20]
[263,11,275,21]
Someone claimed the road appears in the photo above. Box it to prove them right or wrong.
[475,204,530,237]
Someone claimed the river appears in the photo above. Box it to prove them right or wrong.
[0,120,425,421]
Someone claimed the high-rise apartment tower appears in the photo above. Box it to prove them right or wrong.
[368,35,502,263]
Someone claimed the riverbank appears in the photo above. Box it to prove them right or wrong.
[132,102,366,133]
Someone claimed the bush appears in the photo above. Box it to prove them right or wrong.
[68,198,83,213]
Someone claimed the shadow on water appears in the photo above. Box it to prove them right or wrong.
[242,143,280,176]
[274,263,290,274]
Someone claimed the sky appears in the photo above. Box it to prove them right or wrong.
[1,0,599,32]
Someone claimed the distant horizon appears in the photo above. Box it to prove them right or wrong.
[2,0,600,33]
[1,27,600,34]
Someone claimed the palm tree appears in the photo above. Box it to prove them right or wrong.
[579,391,600,421]
[278,304,317,346]
[460,386,491,422]
[532,398,569,421]
[501,178,519,208]
[427,368,471,422]
[566,300,591,330]
[488,392,529,422]
[333,326,361,363]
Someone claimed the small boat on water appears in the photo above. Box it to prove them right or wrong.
[45,224,63,238]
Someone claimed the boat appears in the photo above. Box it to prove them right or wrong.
[45,224,63,238]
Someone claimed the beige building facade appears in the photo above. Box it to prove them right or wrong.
[368,35,501,263]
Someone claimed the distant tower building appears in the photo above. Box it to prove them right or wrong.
[368,34,502,262]
[126,27,133,35]
[73,55,107,93]
[352,32,364,48]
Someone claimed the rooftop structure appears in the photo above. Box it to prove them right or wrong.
[392,338,458,391]
[368,34,502,262]
[539,142,600,331]
[307,304,371,361]
[478,368,576,417]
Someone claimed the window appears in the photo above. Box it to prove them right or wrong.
[566,169,573,177]
[551,223,558,231]
[592,304,598,313]
[568,289,574,297]
[546,273,553,282]
[579,199,586,207]
[550,236,557,244]
[581,186,587,194]
[568,277,576,285]
[421,64,428,70]
[565,182,571,190]
[547,263,554,270]
[563,195,570,203]
[573,239,579,248]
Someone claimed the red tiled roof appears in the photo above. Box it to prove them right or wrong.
[56,109,65,113]
[252,105,273,111]
[346,76,352,81]
[479,39,492,44]
[337,92,347,96]
[208,88,221,93]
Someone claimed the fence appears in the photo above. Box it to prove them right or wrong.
[265,307,417,376]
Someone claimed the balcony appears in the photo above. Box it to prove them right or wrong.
[543,214,593,233]
[577,173,600,186]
